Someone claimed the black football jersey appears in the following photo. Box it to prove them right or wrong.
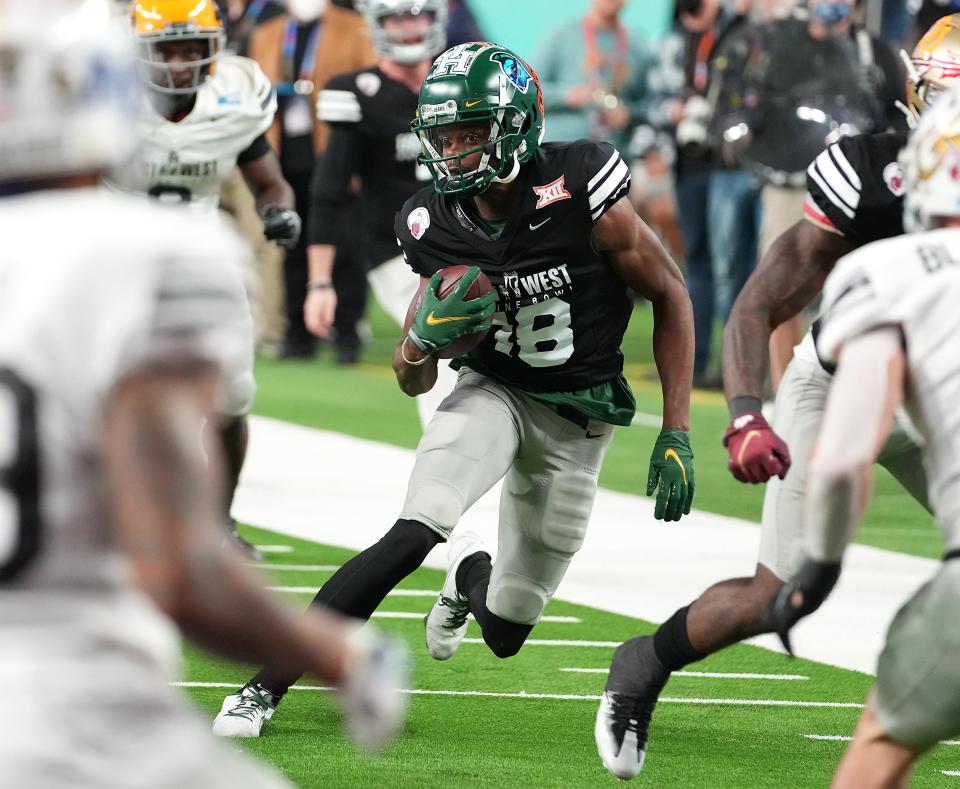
[804,130,908,247]
[395,140,633,393]
[312,67,430,265]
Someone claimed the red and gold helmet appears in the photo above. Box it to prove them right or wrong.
[907,13,960,120]
[130,0,224,95]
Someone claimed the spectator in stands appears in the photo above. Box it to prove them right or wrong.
[249,0,376,359]
[533,0,653,155]
[446,0,483,46]
[915,0,960,35]
[222,0,286,55]
[647,0,758,389]
[721,0,905,388]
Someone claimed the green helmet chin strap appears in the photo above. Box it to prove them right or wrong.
[412,43,545,197]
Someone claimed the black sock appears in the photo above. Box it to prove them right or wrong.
[457,552,533,659]
[218,416,248,519]
[652,605,704,672]
[253,519,442,697]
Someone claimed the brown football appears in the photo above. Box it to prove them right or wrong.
[403,265,494,359]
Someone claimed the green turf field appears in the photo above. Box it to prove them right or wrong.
[184,527,957,788]
[183,301,952,786]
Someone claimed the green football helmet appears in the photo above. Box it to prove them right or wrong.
[411,42,545,196]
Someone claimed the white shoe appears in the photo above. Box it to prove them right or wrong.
[340,626,411,751]
[424,530,487,661]
[595,691,649,779]
[212,683,278,738]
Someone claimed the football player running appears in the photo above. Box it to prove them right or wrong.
[595,15,960,781]
[768,88,960,788]
[0,1,408,784]
[305,0,456,425]
[214,41,695,737]
[122,0,302,558]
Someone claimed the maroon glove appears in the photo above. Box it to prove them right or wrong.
[722,411,791,484]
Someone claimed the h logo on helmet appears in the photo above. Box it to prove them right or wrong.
[429,44,482,77]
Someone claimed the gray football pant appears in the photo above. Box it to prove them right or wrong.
[400,369,614,625]
[873,558,960,750]
[759,334,930,580]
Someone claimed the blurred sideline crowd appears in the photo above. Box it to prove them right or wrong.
[187,0,959,386]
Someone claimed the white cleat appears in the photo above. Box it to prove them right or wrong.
[424,530,487,661]
[340,626,411,751]
[212,683,278,738]
[595,690,653,780]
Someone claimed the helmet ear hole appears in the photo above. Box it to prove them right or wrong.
[520,114,532,134]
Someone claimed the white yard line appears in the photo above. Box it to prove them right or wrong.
[463,638,619,647]
[805,734,960,746]
[367,612,580,623]
[253,545,294,553]
[630,412,663,428]
[944,771,960,777]
[268,586,440,597]
[236,416,941,674]
[251,564,339,571]
[560,668,809,680]
[173,681,863,708]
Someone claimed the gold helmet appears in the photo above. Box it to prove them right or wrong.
[130,0,225,95]
[907,13,960,120]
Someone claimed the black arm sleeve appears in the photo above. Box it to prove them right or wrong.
[236,132,272,166]
[306,123,365,246]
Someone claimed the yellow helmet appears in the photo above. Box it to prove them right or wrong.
[907,13,960,119]
[130,0,224,95]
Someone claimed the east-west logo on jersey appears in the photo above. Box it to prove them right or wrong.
[145,150,219,181]
[497,264,573,308]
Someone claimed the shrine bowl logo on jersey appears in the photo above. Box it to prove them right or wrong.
[356,72,381,97]
[408,207,431,239]
[533,175,572,209]
[883,162,905,196]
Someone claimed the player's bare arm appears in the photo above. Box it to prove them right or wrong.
[596,196,696,521]
[240,150,301,248]
[723,219,852,408]
[240,149,294,212]
[597,196,693,432]
[394,275,440,396]
[720,219,854,484]
[102,362,352,684]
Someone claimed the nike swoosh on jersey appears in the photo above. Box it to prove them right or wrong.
[529,218,551,231]
[425,311,471,326]
[664,448,687,484]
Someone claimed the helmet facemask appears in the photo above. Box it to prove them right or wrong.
[134,29,223,95]
[415,106,532,196]
[364,0,447,65]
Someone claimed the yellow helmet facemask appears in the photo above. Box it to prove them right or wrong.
[130,0,225,95]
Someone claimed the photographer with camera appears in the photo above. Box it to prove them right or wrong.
[648,0,757,389]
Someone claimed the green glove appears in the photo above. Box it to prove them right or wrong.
[646,429,695,522]
[407,267,496,354]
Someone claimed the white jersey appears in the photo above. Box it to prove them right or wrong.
[0,188,252,677]
[120,56,275,213]
[818,228,960,551]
